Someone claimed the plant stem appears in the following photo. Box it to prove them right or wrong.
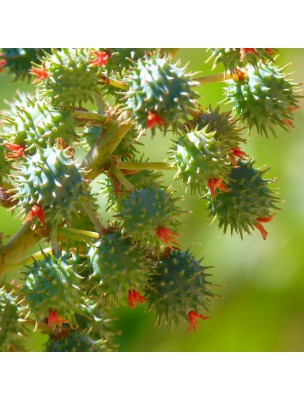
[93,93,106,115]
[196,71,233,85]
[117,161,177,172]
[82,111,133,180]
[80,198,107,235]
[73,110,107,123]
[0,112,132,276]
[18,247,52,267]
[0,224,46,277]
[99,75,129,91]
[58,227,99,242]
[111,166,135,192]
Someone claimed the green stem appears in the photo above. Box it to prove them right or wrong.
[117,161,177,172]
[18,247,52,268]
[0,224,46,277]
[196,71,232,85]
[58,227,99,242]
[73,110,107,123]
[0,112,132,276]
[80,198,107,235]
[99,75,129,91]
[111,166,135,192]
[81,111,133,180]
[49,225,59,254]
[93,93,106,115]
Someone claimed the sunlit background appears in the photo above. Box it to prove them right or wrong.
[1,49,304,351]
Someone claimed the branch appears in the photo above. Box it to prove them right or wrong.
[0,112,132,277]
[117,161,177,172]
[196,71,233,85]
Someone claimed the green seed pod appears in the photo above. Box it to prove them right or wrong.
[1,92,77,149]
[37,48,101,106]
[0,286,25,351]
[118,185,181,246]
[145,250,215,328]
[13,146,91,227]
[186,106,245,151]
[103,48,154,75]
[225,62,300,137]
[23,251,83,326]
[207,48,275,74]
[0,48,52,81]
[125,55,198,133]
[88,231,147,305]
[171,127,231,195]
[45,331,104,352]
[207,160,280,238]
[102,169,163,213]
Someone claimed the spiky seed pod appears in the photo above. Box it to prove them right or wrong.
[0,48,52,81]
[101,48,154,75]
[207,160,280,238]
[225,62,300,137]
[125,55,198,133]
[207,48,275,74]
[0,286,26,351]
[118,185,181,246]
[145,250,215,328]
[171,127,231,195]
[45,331,108,352]
[13,146,91,226]
[23,251,83,326]
[83,124,140,158]
[88,231,147,305]
[186,106,245,151]
[102,169,163,213]
[1,93,77,149]
[36,48,101,106]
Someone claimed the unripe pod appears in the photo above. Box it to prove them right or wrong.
[0,286,25,351]
[125,55,198,133]
[23,252,83,326]
[171,127,231,195]
[36,48,101,106]
[1,93,77,149]
[88,231,147,305]
[225,62,300,137]
[118,185,181,247]
[145,250,215,328]
[207,160,280,238]
[13,146,91,227]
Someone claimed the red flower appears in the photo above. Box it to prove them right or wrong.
[283,106,299,129]
[230,147,248,165]
[31,62,49,83]
[0,58,7,73]
[234,68,248,81]
[48,310,69,330]
[128,290,146,308]
[208,178,229,198]
[240,48,258,62]
[240,48,276,63]
[157,227,181,249]
[254,214,275,240]
[2,143,25,159]
[147,112,167,129]
[89,51,110,67]
[187,310,210,333]
[26,205,46,228]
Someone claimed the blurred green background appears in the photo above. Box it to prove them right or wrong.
[1,49,304,351]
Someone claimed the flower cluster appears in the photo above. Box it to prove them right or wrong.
[0,48,300,351]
